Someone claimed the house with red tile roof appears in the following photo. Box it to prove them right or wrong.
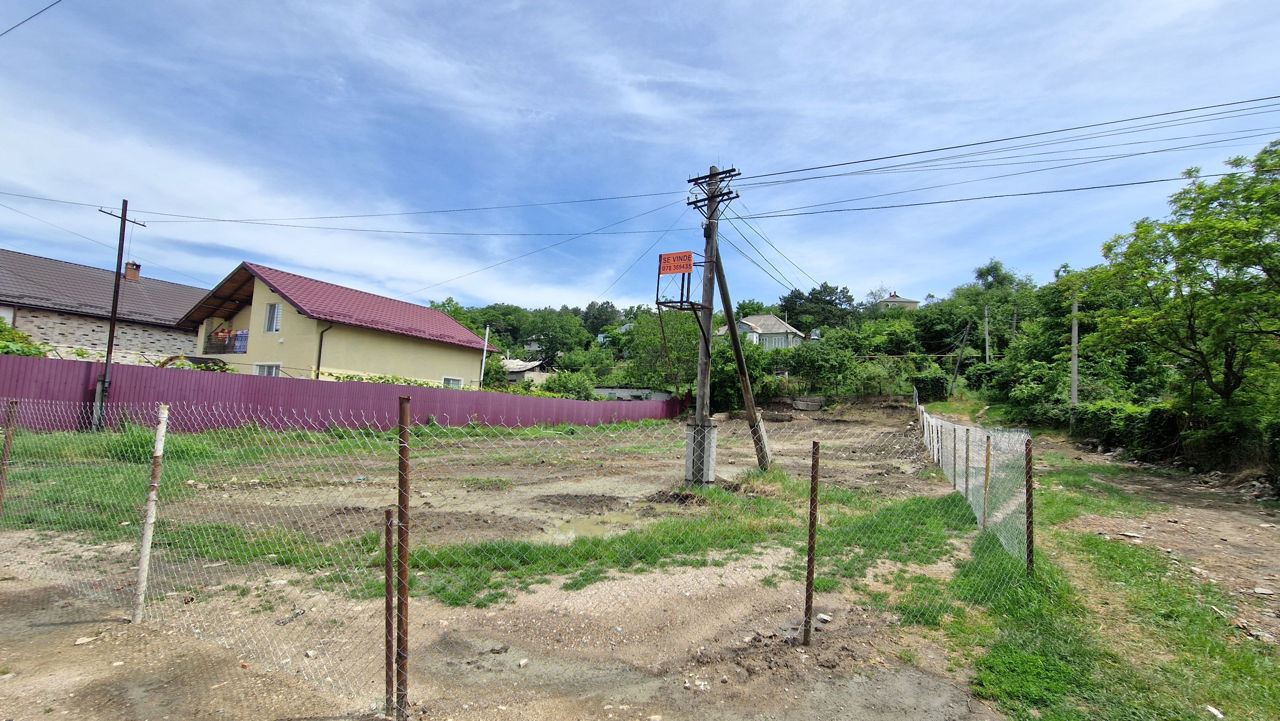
[179,262,497,386]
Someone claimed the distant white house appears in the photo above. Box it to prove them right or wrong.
[715,314,805,350]
[877,292,920,311]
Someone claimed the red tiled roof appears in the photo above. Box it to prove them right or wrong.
[182,262,495,352]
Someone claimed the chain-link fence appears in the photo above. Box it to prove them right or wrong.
[916,405,1033,564]
[1,395,1034,715]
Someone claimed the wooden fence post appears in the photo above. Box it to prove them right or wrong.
[0,400,17,516]
[131,404,169,624]
[1025,438,1035,575]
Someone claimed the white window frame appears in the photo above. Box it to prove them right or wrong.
[264,303,282,333]
[254,363,283,377]
[442,376,464,389]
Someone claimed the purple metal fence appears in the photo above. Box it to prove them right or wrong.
[0,355,688,431]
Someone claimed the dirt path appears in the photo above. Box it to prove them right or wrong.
[1,558,1004,721]
[0,576,373,721]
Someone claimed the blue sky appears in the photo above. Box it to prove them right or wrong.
[1,1,1276,312]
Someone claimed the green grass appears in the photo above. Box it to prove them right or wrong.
[926,398,1012,425]
[940,449,1279,721]
[461,476,512,490]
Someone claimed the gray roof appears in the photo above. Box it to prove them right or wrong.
[717,314,804,337]
[0,249,208,328]
[501,358,549,372]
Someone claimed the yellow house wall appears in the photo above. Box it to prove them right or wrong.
[200,280,319,377]
[319,324,483,386]
[200,278,482,384]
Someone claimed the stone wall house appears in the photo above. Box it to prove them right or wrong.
[0,249,207,365]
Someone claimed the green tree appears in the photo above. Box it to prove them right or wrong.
[428,297,478,332]
[615,310,699,390]
[1097,142,1280,411]
[709,339,780,411]
[524,308,592,359]
[581,301,622,337]
[777,282,857,333]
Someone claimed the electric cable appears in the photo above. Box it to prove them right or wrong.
[739,94,1280,181]
[0,0,63,39]
[740,173,1235,219]
[400,200,682,297]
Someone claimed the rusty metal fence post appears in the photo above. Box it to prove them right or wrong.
[131,403,169,624]
[0,399,16,515]
[384,508,395,718]
[803,441,819,646]
[1025,438,1035,576]
[395,396,411,720]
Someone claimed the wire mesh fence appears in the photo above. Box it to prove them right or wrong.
[916,405,1033,563]
[1,394,1034,715]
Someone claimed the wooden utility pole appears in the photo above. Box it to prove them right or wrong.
[93,200,145,429]
[948,321,972,397]
[714,242,771,470]
[984,305,991,363]
[685,166,742,483]
[1069,298,1079,407]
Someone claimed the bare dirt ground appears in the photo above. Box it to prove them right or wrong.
[4,403,1004,721]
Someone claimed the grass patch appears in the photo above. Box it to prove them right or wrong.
[926,399,1011,425]
[1036,468,1158,526]
[461,476,511,490]
[817,493,976,587]
[950,531,1280,720]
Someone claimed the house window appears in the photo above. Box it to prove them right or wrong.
[264,303,282,333]
[254,363,282,377]
[442,376,464,389]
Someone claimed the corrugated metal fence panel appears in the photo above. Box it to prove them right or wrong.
[0,355,687,430]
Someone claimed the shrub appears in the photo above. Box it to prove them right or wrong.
[910,370,949,403]
[540,371,600,401]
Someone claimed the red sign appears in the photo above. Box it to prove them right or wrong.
[658,251,694,275]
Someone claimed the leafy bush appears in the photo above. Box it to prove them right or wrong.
[0,318,49,357]
[540,371,601,401]
[964,361,1000,391]
[910,370,949,403]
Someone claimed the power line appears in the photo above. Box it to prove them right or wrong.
[722,217,796,290]
[136,190,686,224]
[595,206,692,300]
[0,0,63,39]
[745,133,1271,217]
[740,109,1280,191]
[0,189,106,209]
[718,232,794,291]
[400,200,682,298]
[740,173,1234,219]
[726,204,819,287]
[738,94,1280,181]
[0,200,218,287]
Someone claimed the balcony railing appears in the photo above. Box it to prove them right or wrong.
[203,330,248,354]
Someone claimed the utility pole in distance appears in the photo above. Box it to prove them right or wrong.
[93,200,146,430]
